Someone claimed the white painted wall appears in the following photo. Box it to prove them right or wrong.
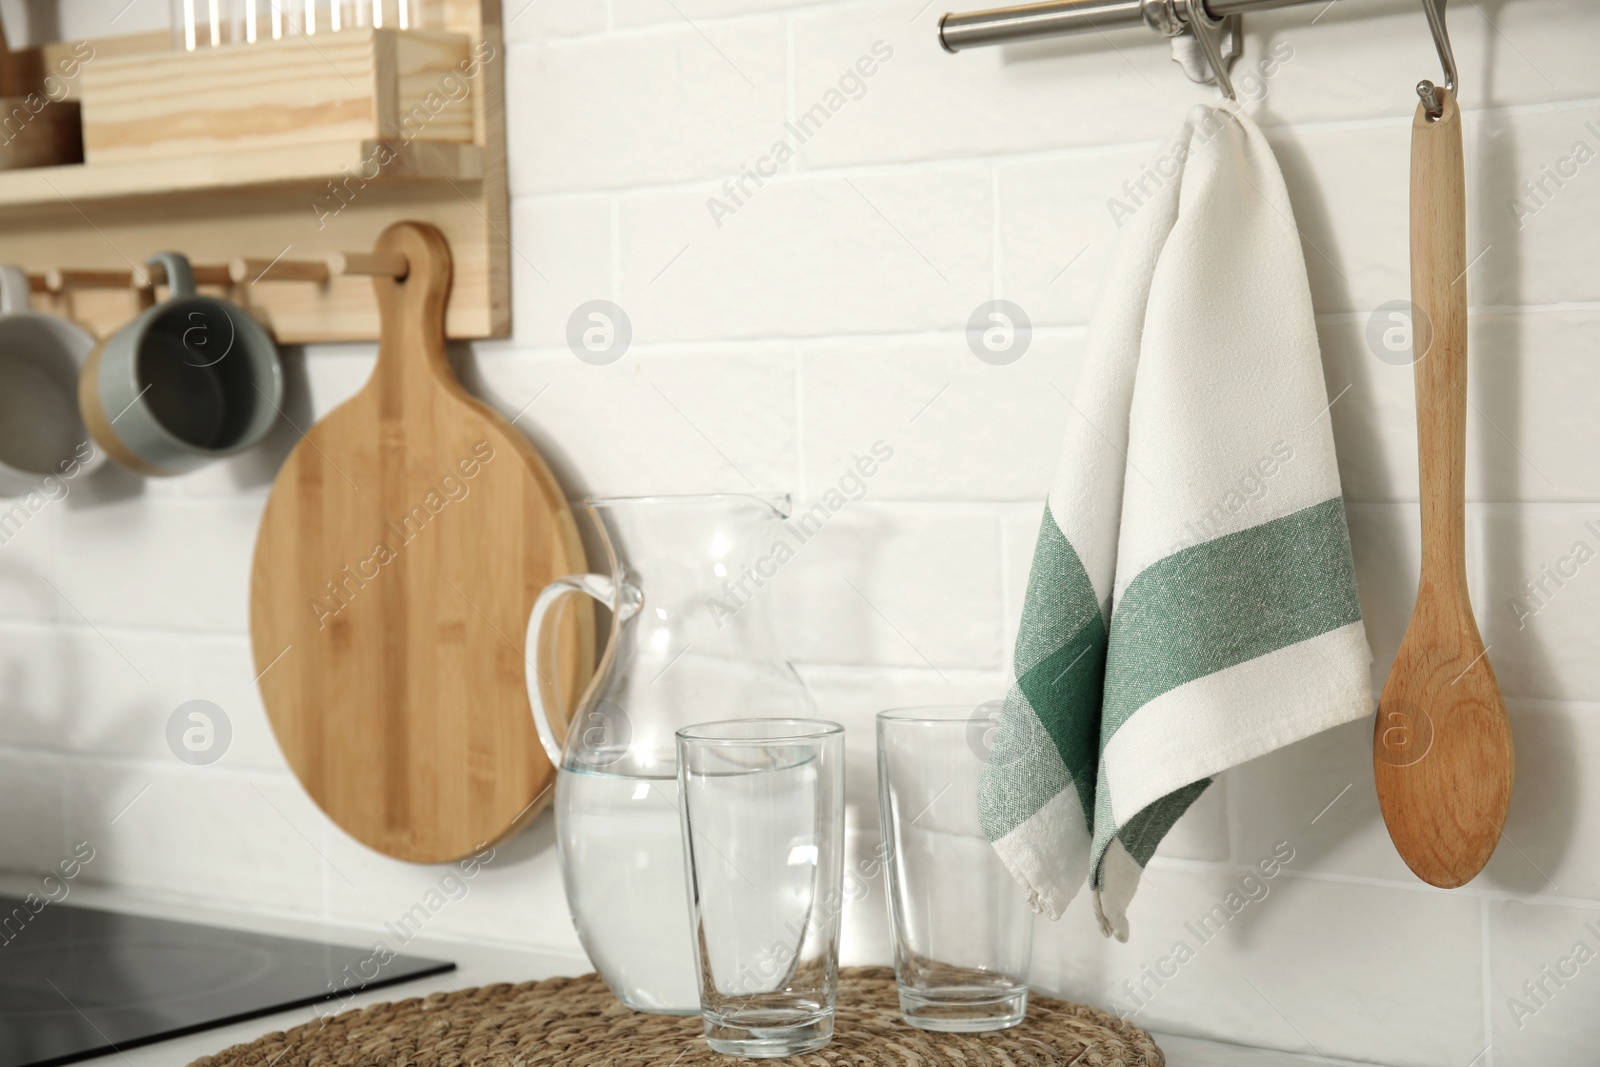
[3,1,1599,1064]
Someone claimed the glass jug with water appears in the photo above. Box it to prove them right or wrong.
[524,494,814,1014]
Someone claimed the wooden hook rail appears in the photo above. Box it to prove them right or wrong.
[137,262,236,289]
[331,251,411,279]
[18,237,424,344]
[45,263,239,291]
[232,251,409,283]
[34,250,411,294]
[44,267,149,292]
[231,258,332,285]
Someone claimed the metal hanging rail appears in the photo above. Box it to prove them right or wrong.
[938,0,1338,53]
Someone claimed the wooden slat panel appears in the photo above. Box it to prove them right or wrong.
[81,29,471,163]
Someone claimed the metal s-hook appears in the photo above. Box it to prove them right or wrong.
[1184,0,1237,102]
[1417,0,1457,121]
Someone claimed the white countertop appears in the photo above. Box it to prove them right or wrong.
[11,881,1365,1067]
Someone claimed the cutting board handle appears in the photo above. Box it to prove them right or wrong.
[370,221,455,394]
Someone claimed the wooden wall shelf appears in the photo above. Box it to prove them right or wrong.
[0,140,481,211]
[0,0,508,344]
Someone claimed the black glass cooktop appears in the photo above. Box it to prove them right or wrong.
[0,896,453,1067]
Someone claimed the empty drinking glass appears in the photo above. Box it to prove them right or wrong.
[676,719,845,1058]
[877,706,1034,1031]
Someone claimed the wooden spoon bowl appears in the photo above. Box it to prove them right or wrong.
[1375,606,1513,887]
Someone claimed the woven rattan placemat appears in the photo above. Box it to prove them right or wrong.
[191,968,1164,1066]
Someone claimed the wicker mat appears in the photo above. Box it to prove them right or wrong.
[191,968,1164,1066]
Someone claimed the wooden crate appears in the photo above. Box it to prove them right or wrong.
[80,28,473,163]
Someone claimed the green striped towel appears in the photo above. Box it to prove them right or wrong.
[979,102,1373,941]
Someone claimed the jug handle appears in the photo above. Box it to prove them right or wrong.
[526,572,642,767]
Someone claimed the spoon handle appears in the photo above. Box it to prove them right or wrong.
[1410,89,1469,599]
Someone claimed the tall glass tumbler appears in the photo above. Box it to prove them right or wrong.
[676,719,846,1058]
[877,706,1034,1031]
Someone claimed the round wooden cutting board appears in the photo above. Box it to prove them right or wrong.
[250,222,589,864]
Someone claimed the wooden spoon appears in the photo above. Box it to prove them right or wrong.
[251,222,590,864]
[1373,89,1513,888]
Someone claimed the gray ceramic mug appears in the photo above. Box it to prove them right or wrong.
[80,252,283,477]
[0,265,103,497]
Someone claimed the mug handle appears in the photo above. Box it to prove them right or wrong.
[524,572,642,767]
[147,252,195,298]
[0,266,30,315]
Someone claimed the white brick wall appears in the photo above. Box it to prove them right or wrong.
[4,1,1599,1064]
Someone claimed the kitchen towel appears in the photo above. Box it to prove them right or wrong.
[978,101,1373,941]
